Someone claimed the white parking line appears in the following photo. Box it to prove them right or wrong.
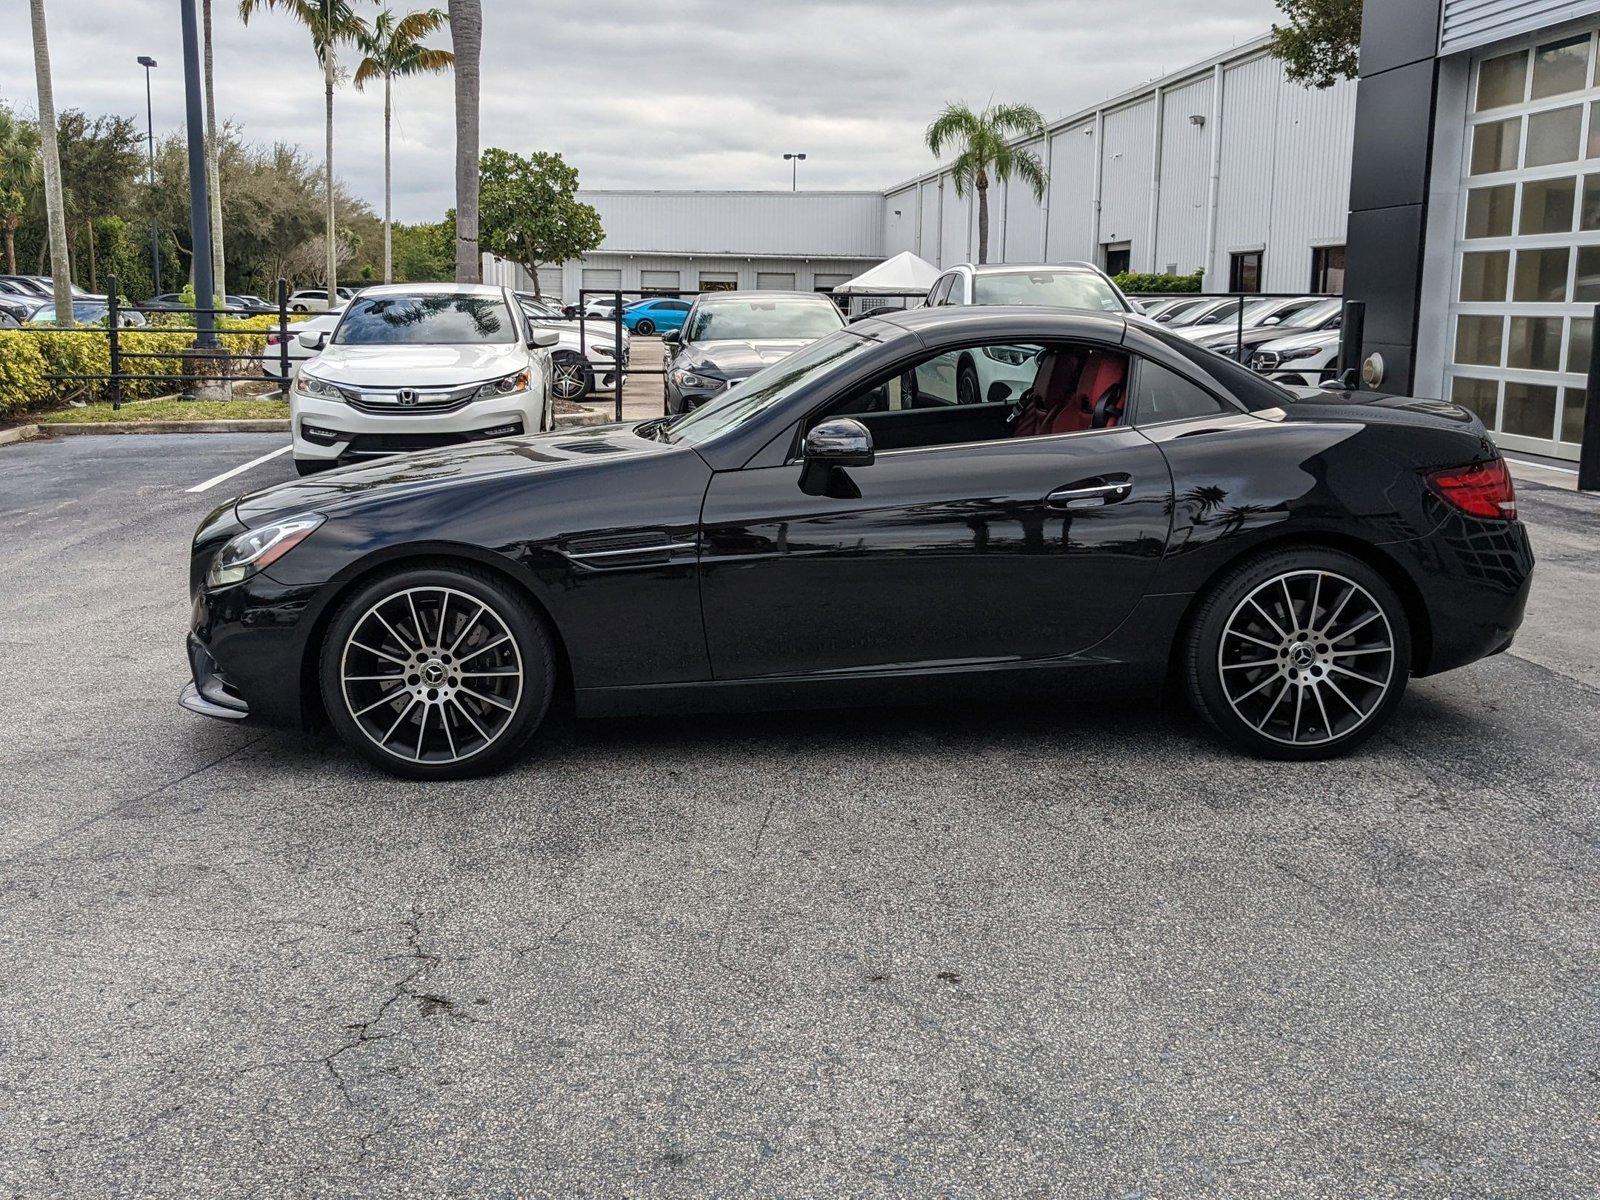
[187,444,293,494]
[1503,456,1579,476]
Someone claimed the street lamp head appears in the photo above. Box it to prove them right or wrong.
[138,56,157,68]
[784,152,807,161]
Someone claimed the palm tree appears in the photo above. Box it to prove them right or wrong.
[0,109,40,275]
[27,0,72,325]
[446,0,480,283]
[355,8,452,284]
[239,0,369,297]
[203,0,226,294]
[925,101,1049,265]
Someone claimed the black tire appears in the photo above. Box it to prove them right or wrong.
[1183,547,1410,760]
[291,304,309,314]
[635,318,655,336]
[294,457,336,476]
[957,358,982,406]
[319,564,556,779]
[550,350,594,401]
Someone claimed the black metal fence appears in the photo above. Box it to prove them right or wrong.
[8,275,295,411]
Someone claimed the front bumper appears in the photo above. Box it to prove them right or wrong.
[291,390,542,462]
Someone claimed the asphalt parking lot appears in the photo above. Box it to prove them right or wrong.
[1,432,1596,1198]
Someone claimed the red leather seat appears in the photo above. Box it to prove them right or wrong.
[1043,351,1126,436]
[1011,349,1082,438]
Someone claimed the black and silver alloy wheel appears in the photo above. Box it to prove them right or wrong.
[1217,570,1394,746]
[550,351,593,401]
[321,566,554,778]
[1186,548,1410,759]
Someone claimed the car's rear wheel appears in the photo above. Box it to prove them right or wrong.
[319,566,555,779]
[550,350,593,401]
[1184,548,1410,759]
[635,318,655,335]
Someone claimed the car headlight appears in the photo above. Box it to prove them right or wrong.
[473,370,530,400]
[206,514,325,589]
[982,345,1035,365]
[591,344,616,359]
[295,373,350,401]
[671,368,721,390]
[1272,345,1321,363]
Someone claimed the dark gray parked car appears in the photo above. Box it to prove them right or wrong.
[662,291,844,414]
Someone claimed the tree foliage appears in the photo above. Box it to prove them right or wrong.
[477,148,603,297]
[925,101,1048,264]
[1269,0,1362,89]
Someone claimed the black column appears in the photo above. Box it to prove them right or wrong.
[1343,0,1444,395]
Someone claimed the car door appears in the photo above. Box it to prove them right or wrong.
[697,335,1174,681]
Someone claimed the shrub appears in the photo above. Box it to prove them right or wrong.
[0,332,49,419]
[1114,270,1204,294]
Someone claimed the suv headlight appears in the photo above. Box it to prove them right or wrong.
[296,373,349,401]
[671,368,720,390]
[473,369,530,400]
[206,514,325,589]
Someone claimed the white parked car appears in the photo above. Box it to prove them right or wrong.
[1249,322,1344,386]
[289,283,557,475]
[1168,294,1325,340]
[515,294,631,401]
[918,261,1134,405]
[286,288,354,313]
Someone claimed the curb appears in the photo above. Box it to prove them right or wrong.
[0,424,40,447]
[43,419,292,435]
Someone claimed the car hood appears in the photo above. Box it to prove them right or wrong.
[304,342,529,387]
[234,422,675,526]
[1257,330,1339,354]
[680,338,814,377]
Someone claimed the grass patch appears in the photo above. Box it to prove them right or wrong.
[35,398,290,424]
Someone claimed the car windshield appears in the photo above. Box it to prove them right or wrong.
[664,329,874,445]
[1282,298,1342,328]
[30,302,107,323]
[685,298,844,342]
[972,269,1126,312]
[334,293,517,345]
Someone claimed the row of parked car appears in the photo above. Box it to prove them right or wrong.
[0,273,330,327]
[1138,292,1346,386]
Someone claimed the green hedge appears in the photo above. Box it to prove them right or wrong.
[1113,271,1205,294]
[0,315,278,419]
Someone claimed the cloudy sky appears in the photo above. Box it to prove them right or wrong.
[0,0,1280,223]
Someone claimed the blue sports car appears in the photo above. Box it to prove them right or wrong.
[621,297,693,336]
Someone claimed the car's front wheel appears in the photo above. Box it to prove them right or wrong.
[319,565,555,779]
[550,350,593,401]
[1183,548,1410,759]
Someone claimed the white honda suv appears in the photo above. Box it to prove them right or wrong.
[289,283,557,475]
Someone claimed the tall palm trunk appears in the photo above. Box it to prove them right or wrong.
[976,170,990,266]
[4,218,18,275]
[382,72,393,283]
[28,0,72,325]
[323,48,338,294]
[448,0,481,284]
[203,0,225,295]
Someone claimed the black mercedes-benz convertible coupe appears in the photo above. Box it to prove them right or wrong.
[182,306,1532,779]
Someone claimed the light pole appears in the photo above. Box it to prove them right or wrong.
[179,0,216,349]
[784,152,807,191]
[137,56,160,296]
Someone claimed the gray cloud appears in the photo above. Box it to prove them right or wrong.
[0,0,1281,222]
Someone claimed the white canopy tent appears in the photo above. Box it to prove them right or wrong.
[831,251,939,317]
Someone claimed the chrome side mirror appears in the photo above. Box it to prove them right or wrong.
[803,417,874,467]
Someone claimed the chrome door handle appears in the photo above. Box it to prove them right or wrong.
[1046,481,1132,509]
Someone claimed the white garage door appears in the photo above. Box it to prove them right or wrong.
[582,268,622,297]
[535,267,563,299]
[698,271,737,292]
[1446,27,1599,461]
[756,272,797,291]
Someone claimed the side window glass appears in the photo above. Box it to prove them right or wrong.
[1133,360,1231,424]
[945,276,965,306]
[929,276,952,306]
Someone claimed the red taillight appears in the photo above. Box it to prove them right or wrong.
[266,333,282,345]
[1427,457,1516,520]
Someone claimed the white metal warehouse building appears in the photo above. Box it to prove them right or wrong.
[489,33,1360,301]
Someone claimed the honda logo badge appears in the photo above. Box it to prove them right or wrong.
[396,388,418,406]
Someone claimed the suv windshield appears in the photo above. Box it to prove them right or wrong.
[665,329,873,445]
[685,298,844,342]
[972,270,1126,312]
[334,294,517,345]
